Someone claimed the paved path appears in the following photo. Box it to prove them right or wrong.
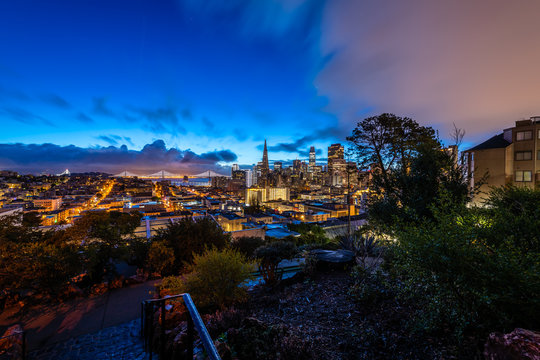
[0,280,159,352]
[28,319,148,360]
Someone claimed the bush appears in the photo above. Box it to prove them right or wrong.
[254,241,297,286]
[147,241,175,276]
[230,236,264,259]
[288,223,332,246]
[152,217,229,273]
[388,188,540,341]
[160,247,254,309]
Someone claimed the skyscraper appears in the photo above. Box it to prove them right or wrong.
[259,140,270,186]
[231,163,239,176]
[328,143,345,172]
[308,146,316,173]
[262,140,269,170]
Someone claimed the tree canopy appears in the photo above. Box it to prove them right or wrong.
[347,113,470,228]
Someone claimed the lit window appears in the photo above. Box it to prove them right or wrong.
[515,170,532,182]
[516,131,532,141]
[515,151,532,161]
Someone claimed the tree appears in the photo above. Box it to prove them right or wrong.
[64,211,142,282]
[0,214,82,299]
[254,241,297,285]
[152,217,229,273]
[22,211,42,228]
[347,113,470,228]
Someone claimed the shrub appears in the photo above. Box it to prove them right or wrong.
[147,241,175,276]
[230,236,264,259]
[152,217,229,273]
[160,247,254,309]
[288,223,331,246]
[254,241,297,286]
[389,188,540,341]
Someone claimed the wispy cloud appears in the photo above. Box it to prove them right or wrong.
[76,112,94,123]
[264,126,341,156]
[128,106,188,135]
[40,93,70,109]
[0,106,54,126]
[92,97,117,118]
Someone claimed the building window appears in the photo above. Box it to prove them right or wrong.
[515,151,532,161]
[515,170,532,182]
[516,130,532,141]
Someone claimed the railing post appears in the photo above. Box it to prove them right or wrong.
[22,331,26,360]
[187,315,194,359]
[149,302,154,360]
[160,299,166,359]
[141,302,144,342]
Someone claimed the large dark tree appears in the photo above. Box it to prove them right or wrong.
[347,113,470,228]
[151,217,229,274]
[0,215,81,300]
[64,211,142,282]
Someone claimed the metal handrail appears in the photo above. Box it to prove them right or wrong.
[141,293,220,360]
[0,330,26,360]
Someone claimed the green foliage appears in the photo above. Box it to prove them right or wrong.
[147,241,175,276]
[125,237,150,269]
[388,188,540,340]
[254,241,297,285]
[481,185,540,253]
[347,113,470,229]
[160,247,254,309]
[288,223,331,246]
[152,217,230,273]
[349,267,393,308]
[0,215,82,297]
[230,236,264,259]
[66,211,142,282]
[67,210,142,245]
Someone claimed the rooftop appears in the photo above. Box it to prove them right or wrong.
[465,133,511,152]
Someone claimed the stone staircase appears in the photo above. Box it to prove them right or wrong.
[29,319,149,360]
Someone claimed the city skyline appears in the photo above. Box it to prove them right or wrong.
[2,1,540,173]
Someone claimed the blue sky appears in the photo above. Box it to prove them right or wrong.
[1,0,540,174]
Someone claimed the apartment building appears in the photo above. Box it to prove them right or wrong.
[465,116,540,203]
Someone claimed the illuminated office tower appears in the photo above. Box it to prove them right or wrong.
[308,146,316,172]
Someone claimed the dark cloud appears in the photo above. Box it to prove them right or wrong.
[76,113,94,123]
[123,136,135,147]
[97,135,138,147]
[265,126,343,156]
[181,108,192,119]
[233,128,248,141]
[128,106,187,135]
[0,86,30,102]
[0,106,54,126]
[40,94,70,109]
[202,117,214,133]
[199,150,237,163]
[96,135,119,145]
[92,97,117,117]
[0,140,237,175]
